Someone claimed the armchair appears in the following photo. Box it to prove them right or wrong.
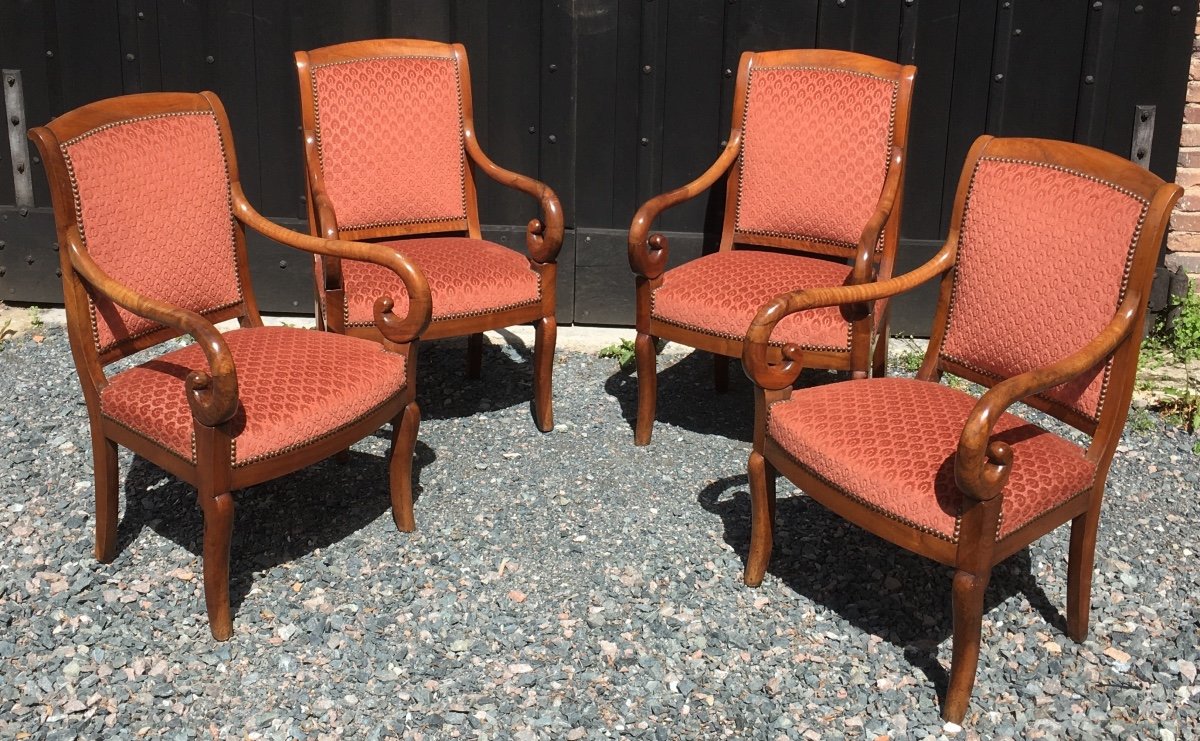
[29,91,432,640]
[740,135,1181,721]
[628,49,916,444]
[295,38,562,431]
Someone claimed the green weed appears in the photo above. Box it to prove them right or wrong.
[599,338,638,371]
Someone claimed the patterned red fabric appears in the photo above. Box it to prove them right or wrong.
[768,378,1096,541]
[339,237,540,326]
[100,327,407,467]
[736,66,897,247]
[940,158,1149,420]
[651,250,854,350]
[62,113,243,354]
[312,56,466,230]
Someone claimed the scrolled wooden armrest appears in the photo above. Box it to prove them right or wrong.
[954,295,1140,502]
[628,133,742,280]
[65,228,239,427]
[232,186,432,344]
[849,147,905,288]
[463,129,563,264]
[743,245,956,390]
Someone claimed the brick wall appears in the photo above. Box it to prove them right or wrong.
[1167,13,1200,279]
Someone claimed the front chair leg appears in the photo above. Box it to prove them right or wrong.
[743,450,777,587]
[1066,505,1102,641]
[199,489,235,641]
[389,401,422,532]
[467,332,484,379]
[634,331,658,446]
[944,568,991,724]
[533,316,557,432]
[93,434,119,563]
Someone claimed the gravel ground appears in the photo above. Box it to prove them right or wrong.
[0,326,1197,740]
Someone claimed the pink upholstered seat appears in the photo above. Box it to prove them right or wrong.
[652,250,854,351]
[101,327,407,467]
[339,237,540,327]
[768,377,1096,542]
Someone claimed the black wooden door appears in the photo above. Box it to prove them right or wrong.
[1,1,1195,332]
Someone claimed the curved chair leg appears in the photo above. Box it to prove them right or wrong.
[389,401,421,532]
[634,332,658,446]
[1066,505,1102,641]
[199,490,235,641]
[713,354,730,393]
[93,435,119,563]
[533,316,557,432]
[743,451,777,587]
[944,568,990,724]
[467,332,484,380]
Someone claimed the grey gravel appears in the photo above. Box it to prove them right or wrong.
[1,326,1198,739]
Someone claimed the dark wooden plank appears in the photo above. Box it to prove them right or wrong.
[386,0,452,40]
[610,0,643,229]
[52,0,124,112]
[635,0,668,211]
[817,0,902,60]
[540,0,577,229]
[1073,0,1120,148]
[658,0,725,233]
[574,0,620,228]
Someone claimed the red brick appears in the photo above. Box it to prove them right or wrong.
[1186,104,1200,124]
[1189,81,1200,103]
[1168,230,1200,253]
[1176,169,1200,188]
[1171,210,1200,231]
[1183,125,1200,147]
[1176,191,1200,211]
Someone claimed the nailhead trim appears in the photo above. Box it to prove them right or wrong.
[310,55,469,231]
[941,156,1151,426]
[60,111,245,356]
[734,65,899,251]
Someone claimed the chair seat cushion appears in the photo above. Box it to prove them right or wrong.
[340,237,540,326]
[100,326,406,467]
[651,250,855,350]
[767,378,1097,541]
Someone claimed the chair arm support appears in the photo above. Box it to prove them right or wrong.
[628,133,742,280]
[232,186,433,344]
[463,129,563,264]
[743,245,955,390]
[64,228,239,427]
[303,132,339,242]
[849,147,905,288]
[954,295,1140,502]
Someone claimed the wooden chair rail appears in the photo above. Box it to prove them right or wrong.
[627,132,743,280]
[742,245,956,389]
[463,127,564,264]
[64,228,240,427]
[954,294,1139,502]
[232,186,433,344]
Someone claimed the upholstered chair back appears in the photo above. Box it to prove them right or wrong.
[307,54,467,232]
[734,62,900,251]
[938,154,1151,423]
[61,111,245,355]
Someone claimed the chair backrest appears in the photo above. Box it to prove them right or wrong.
[296,39,473,240]
[29,92,253,364]
[928,136,1179,435]
[725,49,916,258]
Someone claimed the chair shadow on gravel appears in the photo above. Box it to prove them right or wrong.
[116,441,435,622]
[698,474,1068,705]
[604,349,845,443]
[411,329,540,424]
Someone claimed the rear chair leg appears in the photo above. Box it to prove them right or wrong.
[533,316,557,432]
[389,401,421,532]
[467,332,484,379]
[713,354,730,393]
[1066,506,1101,641]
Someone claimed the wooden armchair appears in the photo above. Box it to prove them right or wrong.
[295,38,563,431]
[628,49,916,445]
[740,136,1181,721]
[29,92,432,640]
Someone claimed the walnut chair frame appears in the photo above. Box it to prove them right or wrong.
[628,49,916,445]
[30,92,433,641]
[295,38,563,431]
[741,136,1181,721]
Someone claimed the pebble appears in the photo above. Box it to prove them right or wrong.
[0,328,1195,737]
